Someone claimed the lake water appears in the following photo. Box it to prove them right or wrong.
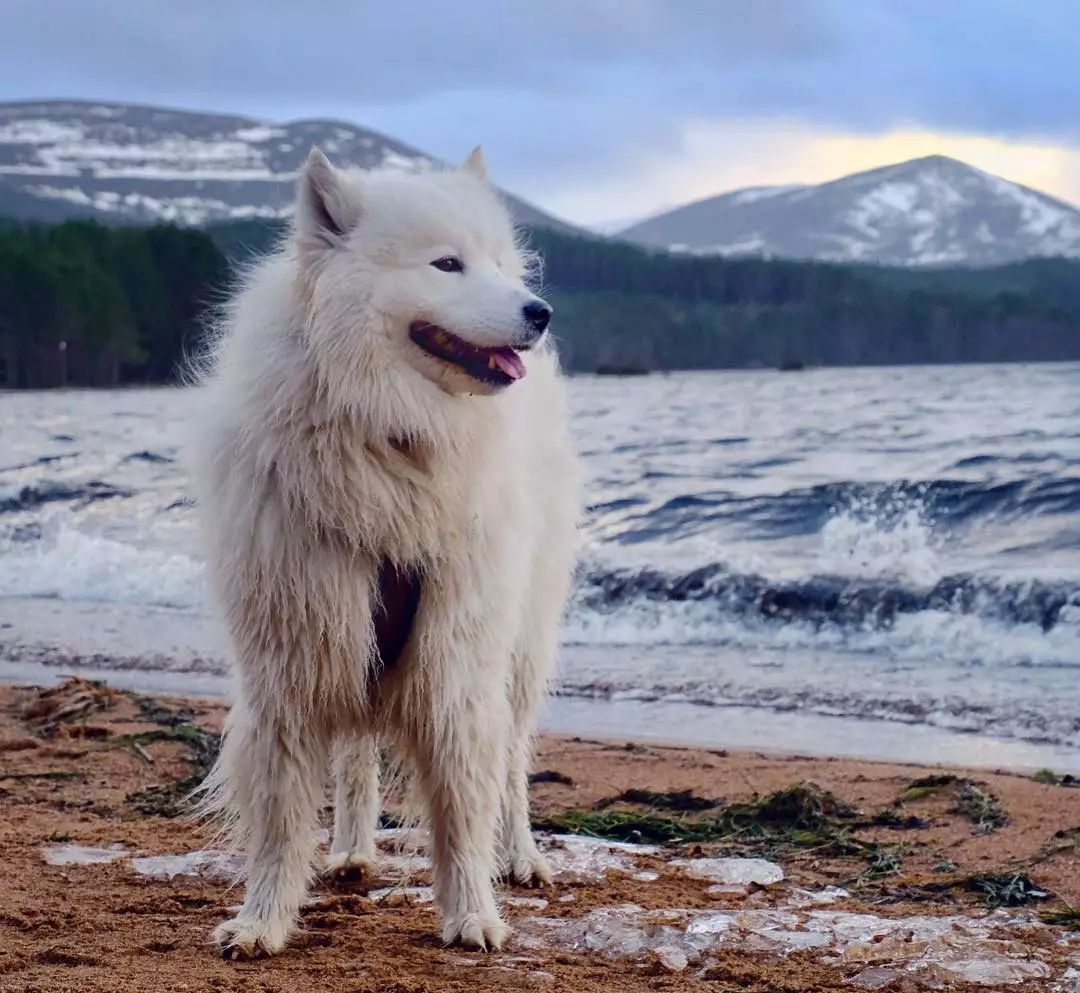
[2,364,1079,769]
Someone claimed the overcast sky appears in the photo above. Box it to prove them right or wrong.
[4,1,1080,226]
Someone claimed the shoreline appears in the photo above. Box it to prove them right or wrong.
[3,670,1062,780]
[4,651,1080,776]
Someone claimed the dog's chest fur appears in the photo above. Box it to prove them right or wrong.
[295,403,505,670]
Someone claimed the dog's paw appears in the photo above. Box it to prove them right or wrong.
[321,850,377,881]
[498,842,552,890]
[442,910,510,951]
[503,849,554,888]
[213,916,290,960]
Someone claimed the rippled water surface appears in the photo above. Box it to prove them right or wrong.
[2,364,1079,764]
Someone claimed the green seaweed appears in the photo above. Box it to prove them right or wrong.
[1033,769,1078,787]
[719,781,857,831]
[966,872,1048,907]
[898,774,1007,832]
[853,844,909,885]
[716,781,863,854]
[872,805,929,829]
[122,721,220,818]
[955,782,1007,833]
[889,870,1051,908]
[901,774,957,802]
[1040,907,1080,927]
[532,809,726,845]
[535,780,935,893]
[594,788,719,812]
[535,781,868,855]
[0,771,87,782]
[528,770,575,787]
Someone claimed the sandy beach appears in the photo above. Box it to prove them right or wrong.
[2,676,1079,992]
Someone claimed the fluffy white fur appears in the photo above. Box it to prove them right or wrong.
[190,147,580,958]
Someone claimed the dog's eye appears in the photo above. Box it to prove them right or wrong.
[430,256,464,274]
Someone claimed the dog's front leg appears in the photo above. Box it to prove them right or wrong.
[410,679,510,950]
[212,714,327,959]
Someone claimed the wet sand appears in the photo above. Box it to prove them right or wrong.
[2,677,1080,992]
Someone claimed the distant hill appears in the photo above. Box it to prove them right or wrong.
[620,155,1080,267]
[0,99,576,233]
[8,102,1080,270]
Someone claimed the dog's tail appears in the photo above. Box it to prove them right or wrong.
[187,714,246,854]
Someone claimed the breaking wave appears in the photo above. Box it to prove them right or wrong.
[0,525,203,609]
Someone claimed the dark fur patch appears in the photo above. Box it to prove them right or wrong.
[373,559,422,669]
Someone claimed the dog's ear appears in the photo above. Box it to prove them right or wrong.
[296,147,361,249]
[462,145,487,181]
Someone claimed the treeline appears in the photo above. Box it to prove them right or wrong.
[0,221,226,387]
[3,216,1080,388]
[525,228,1080,369]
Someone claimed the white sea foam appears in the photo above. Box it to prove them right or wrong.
[564,593,1078,670]
[0,526,204,609]
[817,501,941,585]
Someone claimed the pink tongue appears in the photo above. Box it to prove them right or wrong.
[491,348,525,380]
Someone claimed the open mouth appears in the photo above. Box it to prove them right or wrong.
[408,322,526,387]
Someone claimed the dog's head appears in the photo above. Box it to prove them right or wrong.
[293,146,551,402]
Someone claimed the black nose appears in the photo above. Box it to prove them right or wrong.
[522,299,552,334]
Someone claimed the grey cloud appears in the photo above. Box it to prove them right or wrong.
[2,0,1078,218]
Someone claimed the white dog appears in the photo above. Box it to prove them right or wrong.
[190,146,580,958]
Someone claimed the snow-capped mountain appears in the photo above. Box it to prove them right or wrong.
[0,100,574,232]
[619,156,1080,266]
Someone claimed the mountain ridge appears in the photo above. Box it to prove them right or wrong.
[619,154,1080,267]
[0,98,576,233]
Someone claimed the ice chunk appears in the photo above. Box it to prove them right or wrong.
[788,886,849,906]
[651,945,688,972]
[581,905,650,956]
[516,905,641,955]
[131,850,242,880]
[1057,965,1080,992]
[850,967,904,989]
[43,843,128,866]
[375,827,428,850]
[930,957,1052,985]
[671,856,783,887]
[381,852,431,875]
[541,834,657,882]
[491,965,556,983]
[742,927,831,954]
[686,911,736,936]
[517,902,1061,984]
[368,885,434,905]
[504,896,549,910]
